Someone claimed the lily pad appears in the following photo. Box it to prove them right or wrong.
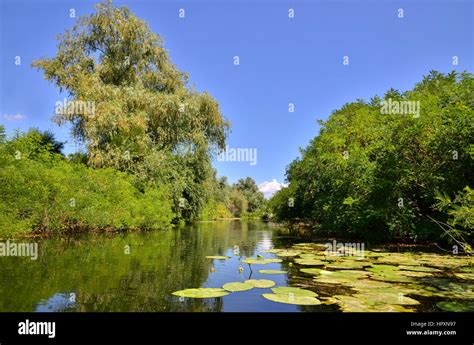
[294,258,326,266]
[300,268,324,275]
[399,271,433,278]
[357,290,419,305]
[258,270,287,275]
[263,293,321,305]
[206,256,230,260]
[313,270,370,285]
[172,288,229,298]
[349,279,393,290]
[437,301,474,312]
[222,282,254,292]
[260,249,282,253]
[398,265,441,273]
[276,250,301,257]
[271,286,318,297]
[367,264,413,283]
[243,258,279,265]
[266,258,283,263]
[326,261,371,270]
[245,279,275,288]
[454,273,474,280]
[333,295,413,312]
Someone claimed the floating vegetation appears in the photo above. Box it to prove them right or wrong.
[197,243,474,311]
[223,282,254,292]
[172,288,229,298]
[271,286,318,297]
[262,293,321,305]
[300,268,324,275]
[367,265,413,283]
[243,258,281,265]
[258,270,287,275]
[437,301,474,312]
[348,279,393,290]
[398,265,441,273]
[205,256,230,260]
[245,279,276,288]
[313,270,370,285]
[355,289,420,305]
[294,258,326,266]
[325,261,372,270]
[399,271,433,278]
[454,273,474,280]
[333,295,414,312]
[276,250,301,257]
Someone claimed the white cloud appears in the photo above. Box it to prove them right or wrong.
[258,179,288,199]
[3,113,26,121]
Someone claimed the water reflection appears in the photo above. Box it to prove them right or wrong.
[0,220,299,312]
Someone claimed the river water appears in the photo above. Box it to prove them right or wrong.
[0,220,471,312]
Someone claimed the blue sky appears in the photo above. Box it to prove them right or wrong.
[1,0,473,196]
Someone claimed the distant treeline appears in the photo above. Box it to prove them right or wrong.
[269,71,473,250]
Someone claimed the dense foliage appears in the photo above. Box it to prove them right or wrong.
[0,128,174,237]
[0,126,265,237]
[269,71,473,246]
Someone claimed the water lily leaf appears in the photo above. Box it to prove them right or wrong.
[457,266,474,273]
[271,286,318,297]
[399,271,433,278]
[206,256,230,260]
[349,279,393,290]
[258,270,287,275]
[263,293,321,305]
[294,258,326,266]
[293,243,328,251]
[172,288,229,298]
[298,253,319,259]
[266,258,283,263]
[419,278,474,298]
[312,270,370,284]
[300,268,324,275]
[243,258,275,265]
[261,249,282,253]
[222,282,254,292]
[245,279,275,288]
[326,261,371,270]
[367,265,400,274]
[398,265,441,272]
[454,273,474,280]
[276,250,301,257]
[333,295,413,312]
[357,290,419,305]
[437,301,474,312]
[368,265,413,283]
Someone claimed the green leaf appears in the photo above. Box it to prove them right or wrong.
[245,279,275,288]
[262,293,321,305]
[172,288,229,298]
[222,282,254,292]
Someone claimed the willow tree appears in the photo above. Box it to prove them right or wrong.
[33,1,229,220]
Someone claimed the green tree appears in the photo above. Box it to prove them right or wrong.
[32,1,230,220]
[270,71,474,243]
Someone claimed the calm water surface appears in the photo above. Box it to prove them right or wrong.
[1,220,470,312]
[0,220,331,312]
